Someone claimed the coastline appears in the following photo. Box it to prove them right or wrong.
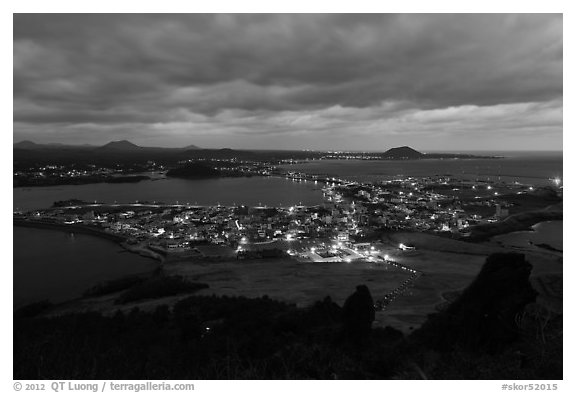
[466,208,563,241]
[13,218,165,262]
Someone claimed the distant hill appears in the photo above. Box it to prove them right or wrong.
[14,141,96,150]
[13,141,40,149]
[183,144,201,150]
[98,140,142,151]
[382,146,424,159]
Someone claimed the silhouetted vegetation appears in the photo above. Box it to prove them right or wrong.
[83,275,146,298]
[13,300,53,319]
[14,253,562,379]
[115,275,209,304]
[532,243,562,252]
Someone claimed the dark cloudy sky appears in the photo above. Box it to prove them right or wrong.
[13,14,562,150]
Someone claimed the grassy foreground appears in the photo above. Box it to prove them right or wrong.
[14,292,561,379]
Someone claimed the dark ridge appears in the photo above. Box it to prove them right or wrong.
[98,140,142,151]
[382,146,424,159]
[13,140,39,149]
[411,253,538,353]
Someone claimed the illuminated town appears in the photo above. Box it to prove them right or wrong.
[14,168,562,264]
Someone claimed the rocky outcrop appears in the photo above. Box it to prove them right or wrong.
[342,285,376,342]
[412,253,538,353]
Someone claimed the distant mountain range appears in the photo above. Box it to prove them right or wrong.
[13,140,96,150]
[14,140,200,151]
[13,141,38,149]
[13,141,497,170]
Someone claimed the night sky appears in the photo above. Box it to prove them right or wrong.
[13,14,562,151]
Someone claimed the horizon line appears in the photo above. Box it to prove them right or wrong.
[12,140,563,153]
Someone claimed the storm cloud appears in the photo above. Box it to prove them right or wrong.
[13,14,562,150]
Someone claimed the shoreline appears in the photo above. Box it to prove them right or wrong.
[466,208,563,241]
[13,218,165,262]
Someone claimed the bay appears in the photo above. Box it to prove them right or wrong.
[13,176,324,212]
[13,176,324,307]
[280,152,563,186]
[492,220,563,251]
[13,226,158,308]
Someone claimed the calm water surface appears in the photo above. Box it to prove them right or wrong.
[13,227,158,308]
[492,220,563,251]
[280,152,562,186]
[14,176,324,212]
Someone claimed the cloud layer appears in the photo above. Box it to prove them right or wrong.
[13,14,562,150]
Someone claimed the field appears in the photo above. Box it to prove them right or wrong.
[166,258,412,328]
[41,229,562,335]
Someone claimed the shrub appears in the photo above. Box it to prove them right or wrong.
[115,275,208,304]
